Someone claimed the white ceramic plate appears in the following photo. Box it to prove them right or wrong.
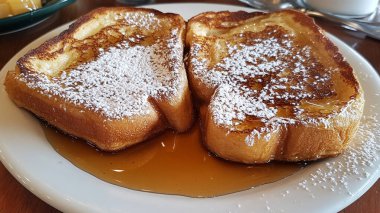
[0,3,379,213]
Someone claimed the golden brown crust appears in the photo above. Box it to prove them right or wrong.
[5,7,193,151]
[188,11,264,28]
[187,10,364,163]
[18,7,186,74]
[5,69,167,150]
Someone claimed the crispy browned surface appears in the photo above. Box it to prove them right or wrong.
[5,7,193,151]
[187,10,364,163]
[18,7,186,75]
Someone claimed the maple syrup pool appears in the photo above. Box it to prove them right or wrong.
[42,123,305,197]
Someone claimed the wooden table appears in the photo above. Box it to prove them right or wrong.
[0,0,379,212]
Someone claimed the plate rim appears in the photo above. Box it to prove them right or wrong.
[0,3,379,213]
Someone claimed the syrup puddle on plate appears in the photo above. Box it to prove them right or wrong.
[42,122,305,197]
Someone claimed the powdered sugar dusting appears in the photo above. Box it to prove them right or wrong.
[123,12,160,30]
[190,31,344,146]
[211,84,277,126]
[19,30,184,119]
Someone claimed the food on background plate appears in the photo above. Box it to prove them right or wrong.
[0,0,42,18]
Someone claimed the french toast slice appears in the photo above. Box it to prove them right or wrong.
[5,7,193,151]
[186,10,364,163]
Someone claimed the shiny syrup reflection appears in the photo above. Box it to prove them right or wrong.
[42,123,304,197]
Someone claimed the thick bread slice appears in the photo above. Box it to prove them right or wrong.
[186,10,364,163]
[5,7,193,151]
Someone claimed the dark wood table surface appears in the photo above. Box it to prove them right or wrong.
[0,0,379,212]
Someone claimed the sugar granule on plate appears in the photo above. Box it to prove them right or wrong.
[296,108,380,195]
